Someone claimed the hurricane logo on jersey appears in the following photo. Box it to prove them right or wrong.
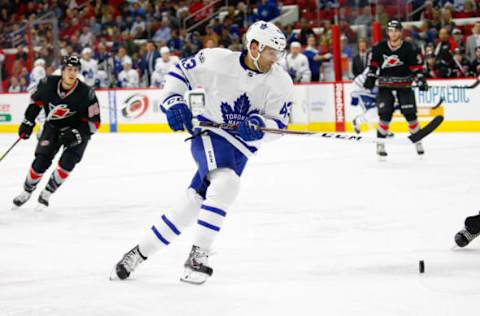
[220,93,259,125]
[46,103,76,121]
[121,94,149,119]
[382,54,404,69]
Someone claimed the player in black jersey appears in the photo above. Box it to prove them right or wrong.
[12,55,101,210]
[364,20,428,158]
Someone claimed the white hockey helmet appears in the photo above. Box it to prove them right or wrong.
[245,21,286,72]
[245,21,286,52]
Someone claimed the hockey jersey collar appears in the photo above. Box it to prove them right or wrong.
[239,51,263,75]
[57,79,79,99]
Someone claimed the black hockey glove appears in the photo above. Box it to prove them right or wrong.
[364,72,377,90]
[59,128,84,148]
[415,73,428,91]
[18,119,35,139]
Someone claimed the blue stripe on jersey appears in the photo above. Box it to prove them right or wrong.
[201,205,227,217]
[167,72,192,90]
[161,214,181,235]
[197,220,221,232]
[151,225,170,245]
[273,119,286,129]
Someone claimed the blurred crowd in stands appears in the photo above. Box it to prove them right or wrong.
[1,0,480,92]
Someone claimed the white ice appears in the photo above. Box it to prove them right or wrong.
[1,132,480,316]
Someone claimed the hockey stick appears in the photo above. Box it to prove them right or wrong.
[0,137,22,163]
[199,115,444,145]
[431,98,444,109]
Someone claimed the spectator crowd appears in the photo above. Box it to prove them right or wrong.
[1,0,480,92]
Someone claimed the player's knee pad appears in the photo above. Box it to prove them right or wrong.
[32,154,54,173]
[167,188,204,229]
[205,168,241,210]
[58,151,82,171]
[465,214,480,234]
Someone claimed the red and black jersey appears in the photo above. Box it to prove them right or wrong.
[369,40,423,86]
[26,76,101,136]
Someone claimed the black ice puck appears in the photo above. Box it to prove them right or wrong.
[419,260,425,273]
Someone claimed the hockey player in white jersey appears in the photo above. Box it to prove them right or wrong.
[112,21,294,284]
[350,68,394,137]
[118,58,139,88]
[151,47,180,88]
[27,59,46,91]
[280,41,311,82]
[80,48,98,87]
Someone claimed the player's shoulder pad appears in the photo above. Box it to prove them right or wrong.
[77,80,97,100]
[270,64,294,92]
[195,48,235,65]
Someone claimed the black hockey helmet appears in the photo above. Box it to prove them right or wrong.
[62,55,81,70]
[387,20,403,31]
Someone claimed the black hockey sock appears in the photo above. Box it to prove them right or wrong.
[45,164,71,193]
[23,167,44,192]
[377,120,391,138]
[408,120,420,134]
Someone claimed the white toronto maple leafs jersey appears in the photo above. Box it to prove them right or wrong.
[118,69,139,88]
[80,58,98,87]
[152,56,180,88]
[279,53,311,83]
[28,66,46,91]
[161,48,294,157]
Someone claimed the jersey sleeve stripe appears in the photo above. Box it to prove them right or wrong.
[201,205,227,217]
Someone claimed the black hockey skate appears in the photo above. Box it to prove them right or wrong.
[35,189,52,211]
[415,142,425,155]
[376,143,387,158]
[352,118,361,134]
[111,245,147,280]
[12,190,32,208]
[180,245,213,285]
[455,213,480,247]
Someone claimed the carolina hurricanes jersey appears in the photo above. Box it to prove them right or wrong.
[29,76,101,135]
[161,48,294,157]
[370,40,422,79]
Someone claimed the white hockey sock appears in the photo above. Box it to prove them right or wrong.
[139,189,203,257]
[193,168,240,250]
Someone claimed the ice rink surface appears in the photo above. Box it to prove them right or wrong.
[1,132,480,316]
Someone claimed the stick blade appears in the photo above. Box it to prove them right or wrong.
[408,115,444,143]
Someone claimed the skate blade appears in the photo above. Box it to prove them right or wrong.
[109,267,120,281]
[180,269,209,285]
[34,203,47,212]
[376,155,387,162]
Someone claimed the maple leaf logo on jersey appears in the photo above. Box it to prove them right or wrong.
[220,93,259,125]
[46,103,76,121]
[381,54,404,69]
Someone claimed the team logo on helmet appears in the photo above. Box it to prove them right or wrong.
[382,54,404,68]
[260,23,268,30]
[47,103,76,121]
[121,94,149,119]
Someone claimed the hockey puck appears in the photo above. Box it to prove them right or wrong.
[419,260,425,273]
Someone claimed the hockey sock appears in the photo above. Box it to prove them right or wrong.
[139,189,203,257]
[45,163,71,193]
[193,168,240,250]
[23,167,44,192]
[408,119,420,134]
[377,120,391,138]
